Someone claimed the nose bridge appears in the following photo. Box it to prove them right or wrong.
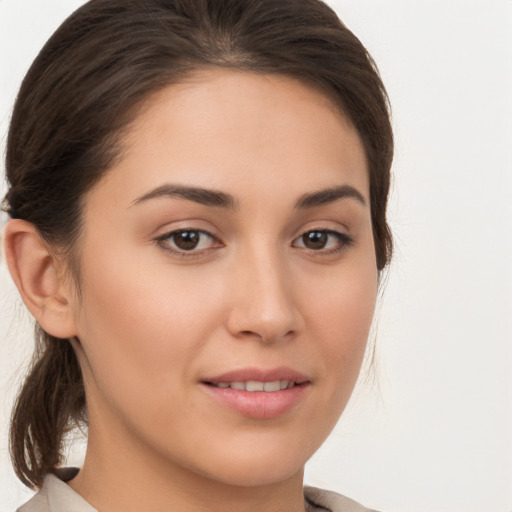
[227,238,300,343]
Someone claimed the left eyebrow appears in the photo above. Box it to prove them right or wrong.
[294,185,367,209]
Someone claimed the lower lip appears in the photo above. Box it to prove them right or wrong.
[201,383,309,419]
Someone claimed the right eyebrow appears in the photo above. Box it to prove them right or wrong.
[131,184,238,209]
[294,184,367,209]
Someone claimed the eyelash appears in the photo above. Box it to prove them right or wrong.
[154,228,354,258]
[154,229,222,258]
[292,230,354,255]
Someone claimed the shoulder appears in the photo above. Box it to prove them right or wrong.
[16,469,96,512]
[16,489,49,512]
[304,485,381,512]
[16,486,51,512]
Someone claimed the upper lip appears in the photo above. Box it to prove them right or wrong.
[202,366,310,384]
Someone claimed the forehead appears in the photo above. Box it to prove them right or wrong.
[89,69,369,209]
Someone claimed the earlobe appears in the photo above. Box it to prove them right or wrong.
[3,219,78,339]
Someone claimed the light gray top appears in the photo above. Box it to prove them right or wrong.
[17,469,379,512]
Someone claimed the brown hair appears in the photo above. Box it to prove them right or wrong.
[3,0,393,488]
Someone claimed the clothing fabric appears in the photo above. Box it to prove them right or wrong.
[17,468,379,512]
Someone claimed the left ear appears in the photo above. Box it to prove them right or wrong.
[3,219,78,339]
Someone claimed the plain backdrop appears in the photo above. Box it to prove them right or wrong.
[1,1,511,511]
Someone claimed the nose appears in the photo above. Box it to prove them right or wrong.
[226,244,303,344]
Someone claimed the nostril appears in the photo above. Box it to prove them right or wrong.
[237,329,296,344]
[239,331,269,343]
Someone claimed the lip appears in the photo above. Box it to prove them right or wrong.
[203,366,310,385]
[200,366,311,419]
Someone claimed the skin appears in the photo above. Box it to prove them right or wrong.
[5,69,377,512]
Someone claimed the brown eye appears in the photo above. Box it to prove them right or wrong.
[293,229,353,253]
[172,230,201,250]
[302,231,328,249]
[156,229,220,254]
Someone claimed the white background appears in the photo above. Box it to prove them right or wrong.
[1,1,511,511]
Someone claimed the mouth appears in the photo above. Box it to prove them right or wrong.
[200,367,311,419]
[204,380,304,392]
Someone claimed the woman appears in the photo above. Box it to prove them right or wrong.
[2,0,393,510]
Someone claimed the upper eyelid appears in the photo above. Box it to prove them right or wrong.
[292,224,351,239]
[292,229,352,243]
[293,219,351,235]
[152,220,220,238]
[154,225,350,240]
[153,221,353,246]
[155,228,218,243]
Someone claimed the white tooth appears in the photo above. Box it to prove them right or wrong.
[287,381,295,389]
[263,381,281,392]
[246,381,264,392]
[231,381,246,390]
[216,382,229,388]
[280,380,290,390]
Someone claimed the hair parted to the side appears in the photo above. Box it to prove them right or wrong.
[3,0,393,489]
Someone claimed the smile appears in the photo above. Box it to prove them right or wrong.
[207,380,296,392]
[201,367,311,419]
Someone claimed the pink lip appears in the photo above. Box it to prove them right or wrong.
[200,366,311,420]
[203,366,310,384]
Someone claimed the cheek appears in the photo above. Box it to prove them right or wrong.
[73,248,223,414]
[303,249,377,343]
[299,248,378,393]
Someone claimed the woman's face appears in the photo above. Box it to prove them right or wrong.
[69,69,377,487]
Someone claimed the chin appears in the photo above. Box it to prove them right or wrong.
[177,430,322,488]
[200,455,305,488]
